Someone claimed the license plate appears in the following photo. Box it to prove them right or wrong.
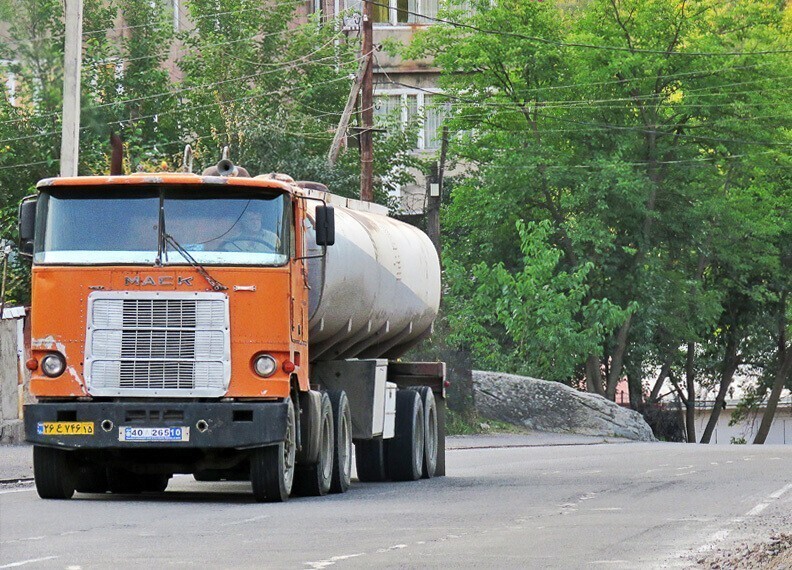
[119,426,190,442]
[37,421,94,436]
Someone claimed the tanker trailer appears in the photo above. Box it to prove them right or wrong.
[20,161,446,503]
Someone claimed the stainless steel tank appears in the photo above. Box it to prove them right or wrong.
[302,191,441,361]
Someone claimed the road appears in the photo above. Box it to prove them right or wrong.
[2,437,792,569]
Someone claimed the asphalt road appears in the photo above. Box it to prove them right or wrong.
[2,438,792,569]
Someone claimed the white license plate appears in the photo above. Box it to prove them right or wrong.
[119,426,190,442]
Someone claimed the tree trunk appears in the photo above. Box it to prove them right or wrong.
[700,332,740,444]
[585,354,604,396]
[648,361,671,403]
[754,293,790,444]
[685,342,696,443]
[606,314,633,400]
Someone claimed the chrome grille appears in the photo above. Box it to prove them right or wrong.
[86,292,230,397]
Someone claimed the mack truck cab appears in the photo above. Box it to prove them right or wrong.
[19,159,445,502]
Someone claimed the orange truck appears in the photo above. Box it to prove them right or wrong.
[18,155,445,502]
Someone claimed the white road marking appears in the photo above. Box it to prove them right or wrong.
[0,486,35,495]
[220,514,270,526]
[0,556,58,568]
[745,503,768,516]
[686,482,792,561]
[303,553,364,569]
[769,483,792,499]
[376,544,407,553]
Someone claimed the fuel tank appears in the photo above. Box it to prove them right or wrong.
[302,189,441,362]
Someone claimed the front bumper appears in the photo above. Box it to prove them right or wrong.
[24,401,288,450]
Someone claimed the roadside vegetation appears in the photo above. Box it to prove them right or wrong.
[0,0,789,443]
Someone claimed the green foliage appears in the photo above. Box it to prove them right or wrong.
[447,219,631,382]
[413,0,792,396]
[0,0,421,307]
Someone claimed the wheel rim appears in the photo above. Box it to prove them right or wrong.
[413,408,424,472]
[426,403,437,463]
[340,409,352,482]
[283,402,296,490]
[320,412,333,481]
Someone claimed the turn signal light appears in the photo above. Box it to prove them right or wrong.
[26,358,38,371]
[282,360,296,373]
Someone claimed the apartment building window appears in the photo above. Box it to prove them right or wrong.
[345,0,438,25]
[374,90,445,150]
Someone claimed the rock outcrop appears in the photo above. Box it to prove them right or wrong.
[473,371,656,441]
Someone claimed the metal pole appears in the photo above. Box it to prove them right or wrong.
[359,0,374,202]
[60,0,83,177]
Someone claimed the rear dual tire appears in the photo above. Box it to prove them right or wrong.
[292,392,334,497]
[387,390,425,482]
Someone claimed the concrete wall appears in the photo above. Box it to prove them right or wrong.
[0,314,27,443]
[694,407,792,445]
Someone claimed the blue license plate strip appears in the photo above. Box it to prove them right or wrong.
[119,426,190,442]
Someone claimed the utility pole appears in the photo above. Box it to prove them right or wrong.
[425,126,448,258]
[359,0,374,202]
[327,55,369,166]
[60,0,83,177]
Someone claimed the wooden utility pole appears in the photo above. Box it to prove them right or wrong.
[426,126,448,258]
[61,0,83,177]
[359,0,374,202]
[327,55,370,166]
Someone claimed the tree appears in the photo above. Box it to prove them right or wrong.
[410,0,792,428]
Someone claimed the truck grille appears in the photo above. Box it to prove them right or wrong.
[85,292,230,397]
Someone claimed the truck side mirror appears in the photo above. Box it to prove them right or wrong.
[18,197,37,257]
[315,205,335,247]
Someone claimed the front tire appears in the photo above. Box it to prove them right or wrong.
[250,398,296,502]
[33,446,75,500]
[387,390,424,482]
[328,390,352,493]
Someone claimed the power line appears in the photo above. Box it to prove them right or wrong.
[363,0,792,57]
[0,53,362,146]
[0,75,353,168]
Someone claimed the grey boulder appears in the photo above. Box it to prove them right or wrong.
[473,371,655,442]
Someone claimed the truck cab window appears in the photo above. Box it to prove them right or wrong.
[34,185,289,266]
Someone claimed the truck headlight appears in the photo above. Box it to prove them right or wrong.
[253,354,277,378]
[41,353,66,378]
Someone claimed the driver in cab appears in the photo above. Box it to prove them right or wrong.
[218,209,280,253]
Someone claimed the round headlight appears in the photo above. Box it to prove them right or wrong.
[41,353,66,378]
[253,355,277,378]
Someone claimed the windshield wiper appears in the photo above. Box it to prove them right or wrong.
[163,233,228,292]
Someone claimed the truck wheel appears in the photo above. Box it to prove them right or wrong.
[412,386,438,479]
[140,474,170,493]
[328,390,352,493]
[292,392,334,497]
[75,464,109,494]
[107,468,142,494]
[355,438,388,482]
[387,390,425,482]
[33,446,75,500]
[250,398,296,502]
[193,470,221,482]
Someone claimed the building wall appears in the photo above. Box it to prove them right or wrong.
[694,407,792,445]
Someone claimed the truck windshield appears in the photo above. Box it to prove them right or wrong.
[34,185,290,266]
